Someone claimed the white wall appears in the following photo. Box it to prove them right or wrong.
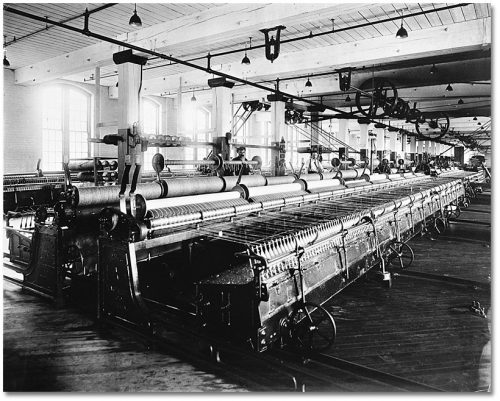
[3,70,119,173]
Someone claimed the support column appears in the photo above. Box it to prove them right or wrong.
[93,66,101,157]
[375,127,385,164]
[117,62,143,183]
[211,86,232,160]
[389,131,397,163]
[211,87,232,137]
[310,112,320,147]
[271,101,286,175]
[337,119,349,161]
[417,139,424,163]
[358,121,369,162]
[409,136,417,161]
[400,132,407,161]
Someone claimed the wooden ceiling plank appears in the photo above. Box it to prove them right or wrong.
[448,7,466,23]
[138,18,490,97]
[15,2,364,85]
[461,4,478,20]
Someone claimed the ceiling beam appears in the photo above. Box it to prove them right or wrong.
[13,2,373,85]
[139,18,491,96]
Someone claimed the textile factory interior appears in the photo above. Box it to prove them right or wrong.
[2,1,493,393]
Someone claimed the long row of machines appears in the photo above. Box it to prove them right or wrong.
[3,160,484,352]
[3,159,119,214]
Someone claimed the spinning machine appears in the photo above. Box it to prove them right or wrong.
[96,163,483,352]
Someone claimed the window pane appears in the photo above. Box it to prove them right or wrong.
[68,88,89,160]
[41,87,63,170]
[142,99,160,171]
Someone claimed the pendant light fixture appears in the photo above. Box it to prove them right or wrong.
[429,64,437,75]
[473,116,478,121]
[345,95,352,102]
[241,37,251,65]
[129,3,142,27]
[396,10,408,39]
[457,99,464,105]
[191,89,197,102]
[445,83,453,92]
[3,36,10,67]
[305,76,312,87]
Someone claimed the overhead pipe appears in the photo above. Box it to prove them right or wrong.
[4,3,118,47]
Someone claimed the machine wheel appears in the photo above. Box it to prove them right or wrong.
[433,217,447,234]
[387,241,414,269]
[290,302,336,353]
[445,204,461,219]
[355,78,398,118]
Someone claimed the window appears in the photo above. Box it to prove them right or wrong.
[41,85,91,171]
[142,98,161,171]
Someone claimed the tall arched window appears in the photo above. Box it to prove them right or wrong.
[41,85,91,171]
[142,98,161,171]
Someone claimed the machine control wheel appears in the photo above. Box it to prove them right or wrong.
[289,302,336,353]
[444,204,461,219]
[433,217,447,235]
[387,241,414,269]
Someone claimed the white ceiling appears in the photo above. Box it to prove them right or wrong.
[3,2,492,148]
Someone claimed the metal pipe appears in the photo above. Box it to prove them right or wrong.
[4,3,118,47]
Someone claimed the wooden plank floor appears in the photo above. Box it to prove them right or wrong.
[323,190,491,392]
[3,190,492,392]
[3,281,248,392]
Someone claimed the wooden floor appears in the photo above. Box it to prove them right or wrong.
[323,189,491,392]
[3,282,247,392]
[3,190,491,392]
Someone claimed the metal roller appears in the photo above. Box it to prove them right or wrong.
[299,179,343,193]
[237,182,305,200]
[74,182,163,207]
[147,198,248,231]
[370,173,389,183]
[68,160,103,172]
[265,176,296,186]
[344,179,371,188]
[222,175,267,191]
[320,172,339,180]
[163,177,225,197]
[388,173,405,181]
[138,191,242,220]
[337,169,358,180]
[297,173,322,182]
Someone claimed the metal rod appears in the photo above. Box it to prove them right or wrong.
[4,3,118,47]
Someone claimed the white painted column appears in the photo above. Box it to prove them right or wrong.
[389,131,397,162]
[271,101,287,174]
[409,136,417,161]
[401,133,407,160]
[117,62,143,183]
[93,66,101,158]
[211,87,232,137]
[417,139,424,155]
[337,119,349,144]
[375,128,385,151]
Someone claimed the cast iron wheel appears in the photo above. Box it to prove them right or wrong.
[415,112,450,139]
[444,204,461,219]
[387,241,414,269]
[290,302,336,353]
[355,78,398,118]
[433,217,447,234]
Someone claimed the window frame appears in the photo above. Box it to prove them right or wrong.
[41,84,92,171]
